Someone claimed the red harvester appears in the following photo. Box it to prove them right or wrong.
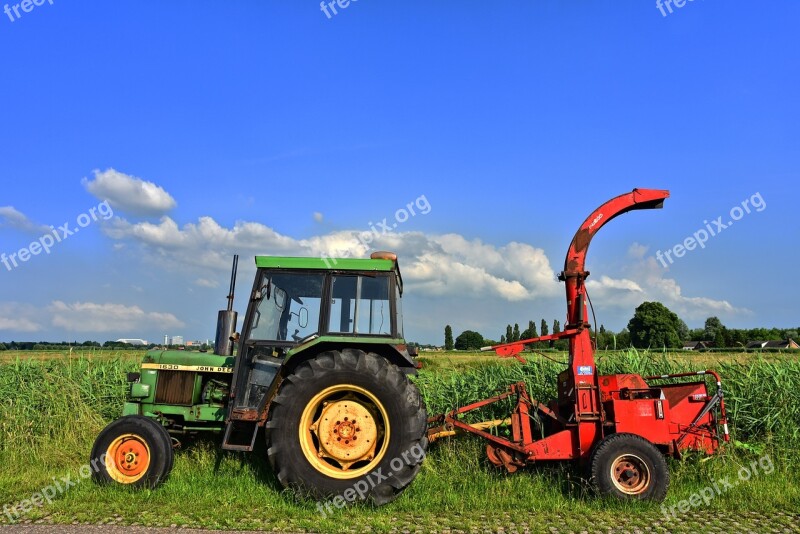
[428,188,729,501]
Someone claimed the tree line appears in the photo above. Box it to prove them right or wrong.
[0,341,156,351]
[445,301,799,351]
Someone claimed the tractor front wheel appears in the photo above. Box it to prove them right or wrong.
[589,433,669,501]
[266,349,427,505]
[90,415,174,489]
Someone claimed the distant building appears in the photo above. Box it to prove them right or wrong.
[164,334,171,346]
[746,339,799,350]
[683,341,711,351]
[116,338,148,346]
[171,335,185,345]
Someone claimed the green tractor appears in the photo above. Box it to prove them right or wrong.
[90,252,428,504]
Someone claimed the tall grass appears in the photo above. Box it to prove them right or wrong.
[0,357,137,471]
[0,350,798,528]
[417,349,800,449]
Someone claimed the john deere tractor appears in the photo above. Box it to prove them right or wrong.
[90,252,428,504]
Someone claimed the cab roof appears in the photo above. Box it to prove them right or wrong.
[254,256,396,272]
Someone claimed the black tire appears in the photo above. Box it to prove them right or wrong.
[90,415,174,489]
[266,349,428,505]
[589,433,669,501]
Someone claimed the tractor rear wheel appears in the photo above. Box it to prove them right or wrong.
[266,349,427,505]
[589,433,669,501]
[90,415,174,489]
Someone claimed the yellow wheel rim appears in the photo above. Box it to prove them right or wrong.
[299,384,390,480]
[610,453,650,495]
[105,433,151,484]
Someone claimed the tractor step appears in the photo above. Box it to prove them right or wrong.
[221,420,260,451]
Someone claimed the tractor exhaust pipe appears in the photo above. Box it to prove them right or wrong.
[214,255,239,356]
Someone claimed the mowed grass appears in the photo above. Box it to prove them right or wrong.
[0,350,798,531]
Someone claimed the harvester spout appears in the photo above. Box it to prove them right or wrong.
[560,188,669,330]
[562,188,669,277]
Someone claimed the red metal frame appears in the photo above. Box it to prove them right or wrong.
[428,189,729,467]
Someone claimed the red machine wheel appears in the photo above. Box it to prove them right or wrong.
[589,433,669,501]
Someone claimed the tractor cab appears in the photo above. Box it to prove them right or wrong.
[222,251,414,451]
[246,256,402,346]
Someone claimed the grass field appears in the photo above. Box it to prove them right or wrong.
[1,349,798,532]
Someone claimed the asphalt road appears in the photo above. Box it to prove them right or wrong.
[2,512,800,534]
[0,529,274,534]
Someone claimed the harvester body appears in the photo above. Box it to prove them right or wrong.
[428,189,729,499]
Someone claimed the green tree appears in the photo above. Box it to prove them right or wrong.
[506,324,513,343]
[500,335,506,344]
[519,320,537,341]
[512,323,521,342]
[0,343,6,351]
[704,317,724,341]
[455,330,484,350]
[714,329,726,348]
[730,329,748,348]
[616,328,631,348]
[444,325,454,351]
[550,319,561,348]
[627,302,686,349]
[688,328,705,341]
[596,324,608,349]
[540,319,549,337]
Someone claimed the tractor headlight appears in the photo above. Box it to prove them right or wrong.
[130,383,150,399]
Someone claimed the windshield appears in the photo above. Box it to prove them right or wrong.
[328,274,392,335]
[249,272,323,341]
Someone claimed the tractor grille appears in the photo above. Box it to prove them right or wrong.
[155,371,196,405]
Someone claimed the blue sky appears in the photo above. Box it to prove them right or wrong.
[0,1,797,345]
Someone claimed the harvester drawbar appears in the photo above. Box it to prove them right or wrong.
[427,188,730,501]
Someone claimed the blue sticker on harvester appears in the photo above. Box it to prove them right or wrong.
[577,365,593,375]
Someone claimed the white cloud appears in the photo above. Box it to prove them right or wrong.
[0,303,42,332]
[589,253,749,321]
[0,317,41,332]
[0,206,50,234]
[628,242,649,259]
[650,273,744,319]
[104,215,560,302]
[82,169,177,216]
[104,215,300,271]
[587,275,643,294]
[48,301,184,333]
[99,214,750,335]
[397,234,558,301]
